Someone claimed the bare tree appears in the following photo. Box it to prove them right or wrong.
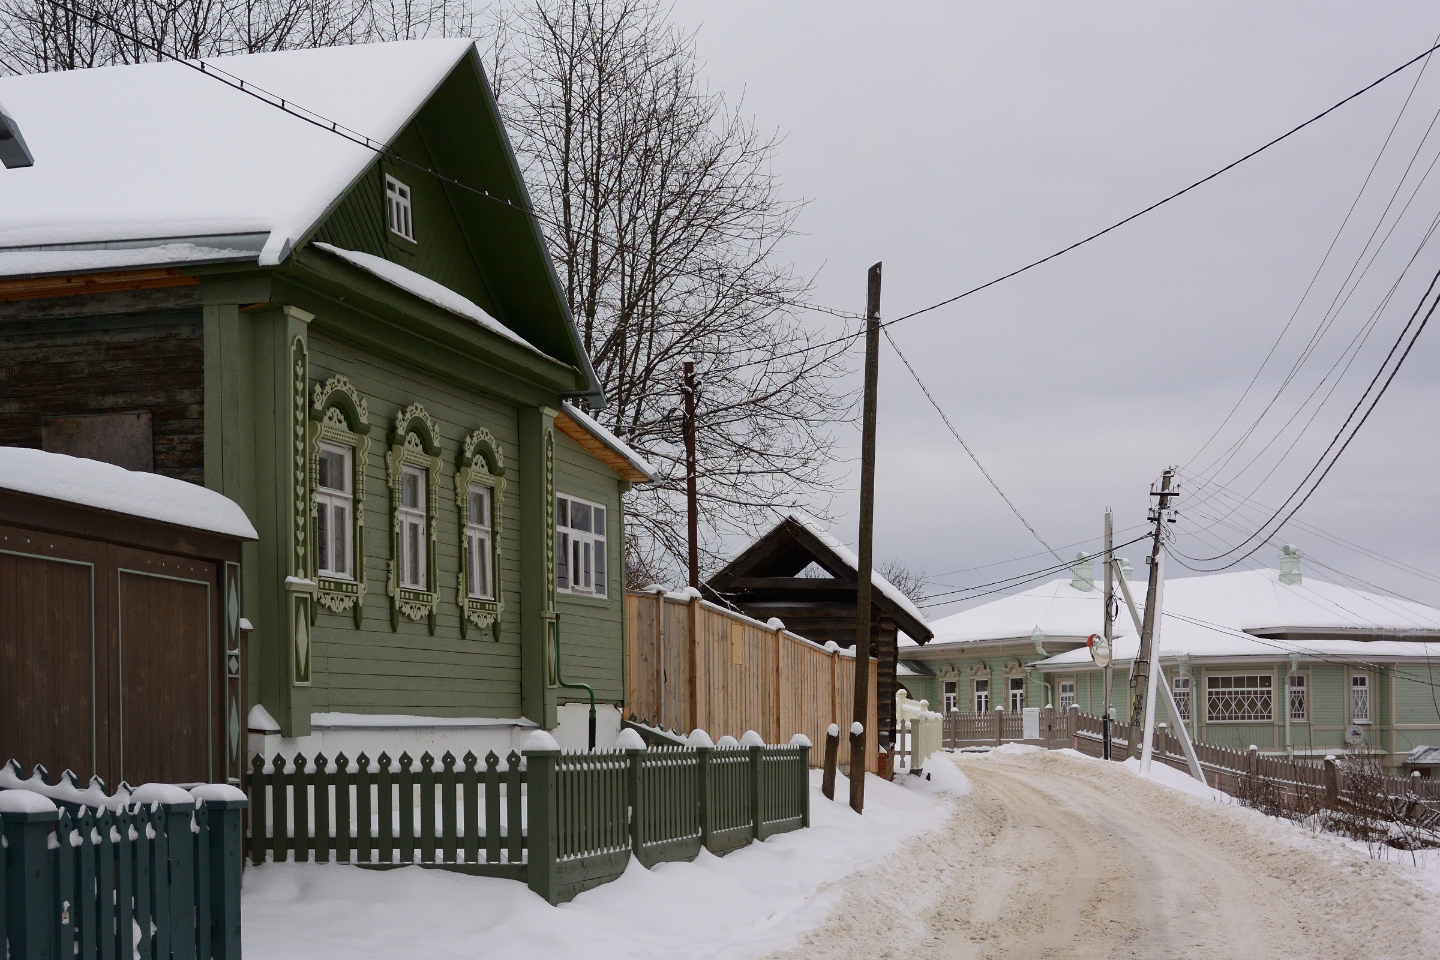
[876,559,928,605]
[489,0,850,583]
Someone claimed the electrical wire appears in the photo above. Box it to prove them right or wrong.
[882,326,1062,562]
[917,534,1151,607]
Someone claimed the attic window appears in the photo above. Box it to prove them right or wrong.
[386,174,416,243]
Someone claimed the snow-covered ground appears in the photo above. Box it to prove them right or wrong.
[242,767,961,960]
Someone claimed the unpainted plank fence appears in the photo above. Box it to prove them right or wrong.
[0,762,246,960]
[246,741,810,904]
[627,590,878,773]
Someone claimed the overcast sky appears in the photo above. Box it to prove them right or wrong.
[662,1,1440,617]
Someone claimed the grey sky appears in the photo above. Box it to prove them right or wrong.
[664,1,1440,614]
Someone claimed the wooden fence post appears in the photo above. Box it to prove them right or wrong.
[1067,704,1080,751]
[1,795,58,960]
[624,740,645,862]
[821,725,839,801]
[524,744,560,905]
[1247,745,1259,779]
[993,707,1004,747]
[1324,755,1339,807]
[197,793,248,960]
[689,593,705,734]
[749,744,764,842]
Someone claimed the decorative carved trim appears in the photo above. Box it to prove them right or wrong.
[543,427,557,686]
[387,403,441,632]
[310,375,371,628]
[455,429,505,640]
[1004,658,1025,677]
[290,336,313,686]
[969,662,992,680]
[937,664,960,682]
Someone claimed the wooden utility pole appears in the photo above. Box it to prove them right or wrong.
[1127,468,1176,761]
[1102,509,1115,761]
[850,262,882,814]
[683,360,699,590]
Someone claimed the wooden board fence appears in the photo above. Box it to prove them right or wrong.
[626,591,878,773]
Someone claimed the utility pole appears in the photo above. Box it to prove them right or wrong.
[1127,467,1177,766]
[683,360,699,590]
[1102,509,1115,761]
[850,262,882,814]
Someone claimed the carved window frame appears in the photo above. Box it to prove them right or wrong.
[309,375,371,628]
[386,403,442,632]
[455,429,505,640]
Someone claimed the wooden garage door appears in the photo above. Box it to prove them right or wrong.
[118,562,215,786]
[0,547,99,782]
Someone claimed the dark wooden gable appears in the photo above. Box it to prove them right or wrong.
[707,517,932,748]
[707,517,932,644]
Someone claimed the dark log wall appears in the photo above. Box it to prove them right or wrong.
[0,289,205,483]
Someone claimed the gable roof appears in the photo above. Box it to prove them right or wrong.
[0,40,604,402]
[921,564,1440,666]
[708,513,932,641]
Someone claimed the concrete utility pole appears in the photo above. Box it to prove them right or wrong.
[850,262,882,814]
[1127,468,1177,765]
[683,360,699,590]
[1103,509,1115,761]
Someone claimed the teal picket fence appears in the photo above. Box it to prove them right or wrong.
[0,763,246,960]
[248,740,811,904]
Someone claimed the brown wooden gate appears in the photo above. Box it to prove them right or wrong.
[0,493,246,788]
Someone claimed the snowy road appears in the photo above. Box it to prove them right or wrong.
[768,749,1440,960]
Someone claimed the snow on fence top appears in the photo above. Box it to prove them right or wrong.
[0,447,257,539]
[0,39,476,264]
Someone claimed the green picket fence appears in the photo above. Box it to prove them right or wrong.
[247,740,811,905]
[1,765,246,960]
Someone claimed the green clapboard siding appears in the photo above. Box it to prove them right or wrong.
[553,429,626,704]
[1395,666,1440,724]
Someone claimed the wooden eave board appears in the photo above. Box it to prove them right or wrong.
[554,409,648,482]
[0,268,200,303]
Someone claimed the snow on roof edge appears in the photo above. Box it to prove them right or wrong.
[560,402,657,481]
[0,447,257,539]
[784,512,930,632]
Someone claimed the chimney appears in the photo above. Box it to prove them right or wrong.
[1070,551,1094,592]
[1279,544,1302,585]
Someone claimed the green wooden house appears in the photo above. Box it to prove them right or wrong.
[901,551,1440,772]
[0,39,654,760]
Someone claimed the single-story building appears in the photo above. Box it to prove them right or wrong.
[900,549,1440,771]
[0,39,654,764]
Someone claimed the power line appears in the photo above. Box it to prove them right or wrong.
[918,534,1151,607]
[924,522,1149,583]
[882,327,1062,562]
[1181,259,1440,568]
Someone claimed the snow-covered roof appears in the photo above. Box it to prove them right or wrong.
[786,513,929,629]
[0,39,476,268]
[0,447,258,539]
[315,244,545,357]
[0,237,266,278]
[558,403,657,482]
[924,561,1440,667]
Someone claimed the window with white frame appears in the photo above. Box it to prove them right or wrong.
[556,493,607,597]
[1058,679,1076,711]
[1289,673,1308,722]
[315,442,353,580]
[973,678,990,714]
[386,174,416,242]
[1009,676,1025,712]
[1173,675,1191,722]
[1206,674,1272,722]
[943,680,957,714]
[465,484,494,600]
[1352,674,1370,723]
[399,464,428,589]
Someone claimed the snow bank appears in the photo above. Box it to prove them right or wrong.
[905,758,972,797]
[1120,757,1226,802]
[988,742,1042,756]
[0,447,257,539]
[242,770,957,960]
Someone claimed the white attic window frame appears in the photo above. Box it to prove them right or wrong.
[386,174,417,243]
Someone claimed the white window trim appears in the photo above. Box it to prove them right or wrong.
[973,678,990,715]
[1173,675,1191,722]
[465,482,495,601]
[1058,678,1076,712]
[399,464,428,590]
[316,441,354,581]
[556,492,608,598]
[1008,676,1026,713]
[1289,672,1308,723]
[1351,673,1371,724]
[386,174,416,243]
[942,680,957,714]
[1205,673,1274,723]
